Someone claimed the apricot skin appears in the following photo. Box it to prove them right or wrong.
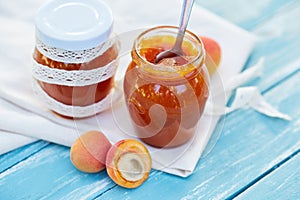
[106,139,152,188]
[200,36,222,76]
[70,130,112,173]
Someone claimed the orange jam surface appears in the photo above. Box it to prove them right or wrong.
[124,35,209,148]
[33,45,118,107]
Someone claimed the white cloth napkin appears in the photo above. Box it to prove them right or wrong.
[0,0,290,177]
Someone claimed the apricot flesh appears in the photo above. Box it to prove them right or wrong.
[200,36,222,76]
[70,130,112,173]
[106,139,152,188]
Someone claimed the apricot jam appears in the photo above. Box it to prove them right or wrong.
[124,26,209,148]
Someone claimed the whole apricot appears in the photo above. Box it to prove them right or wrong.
[106,139,152,188]
[70,130,111,173]
[200,36,222,76]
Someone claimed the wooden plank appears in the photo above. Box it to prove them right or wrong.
[0,144,115,199]
[236,151,300,199]
[244,3,300,91]
[199,1,300,93]
[0,141,48,173]
[199,0,298,29]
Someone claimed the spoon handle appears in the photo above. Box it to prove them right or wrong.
[175,0,195,48]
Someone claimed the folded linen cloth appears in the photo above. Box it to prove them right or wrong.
[0,0,289,177]
[0,129,37,155]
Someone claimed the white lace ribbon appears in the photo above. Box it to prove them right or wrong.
[32,58,118,86]
[35,37,116,64]
[32,80,121,118]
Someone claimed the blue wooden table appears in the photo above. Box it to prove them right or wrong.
[1,0,300,199]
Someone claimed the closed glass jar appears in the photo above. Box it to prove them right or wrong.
[32,0,119,118]
[123,26,209,148]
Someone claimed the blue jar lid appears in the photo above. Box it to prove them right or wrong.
[35,0,113,51]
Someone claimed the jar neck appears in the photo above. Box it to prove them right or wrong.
[131,26,205,80]
[132,51,205,81]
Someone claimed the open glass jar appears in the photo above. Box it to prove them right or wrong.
[32,0,119,118]
[123,26,210,148]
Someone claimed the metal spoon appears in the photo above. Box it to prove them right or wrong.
[155,0,195,64]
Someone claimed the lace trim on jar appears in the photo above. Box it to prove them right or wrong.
[32,58,118,86]
[35,37,116,64]
[32,80,116,118]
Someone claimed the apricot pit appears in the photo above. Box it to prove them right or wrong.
[106,139,152,188]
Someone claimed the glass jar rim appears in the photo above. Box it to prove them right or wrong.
[133,25,205,74]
